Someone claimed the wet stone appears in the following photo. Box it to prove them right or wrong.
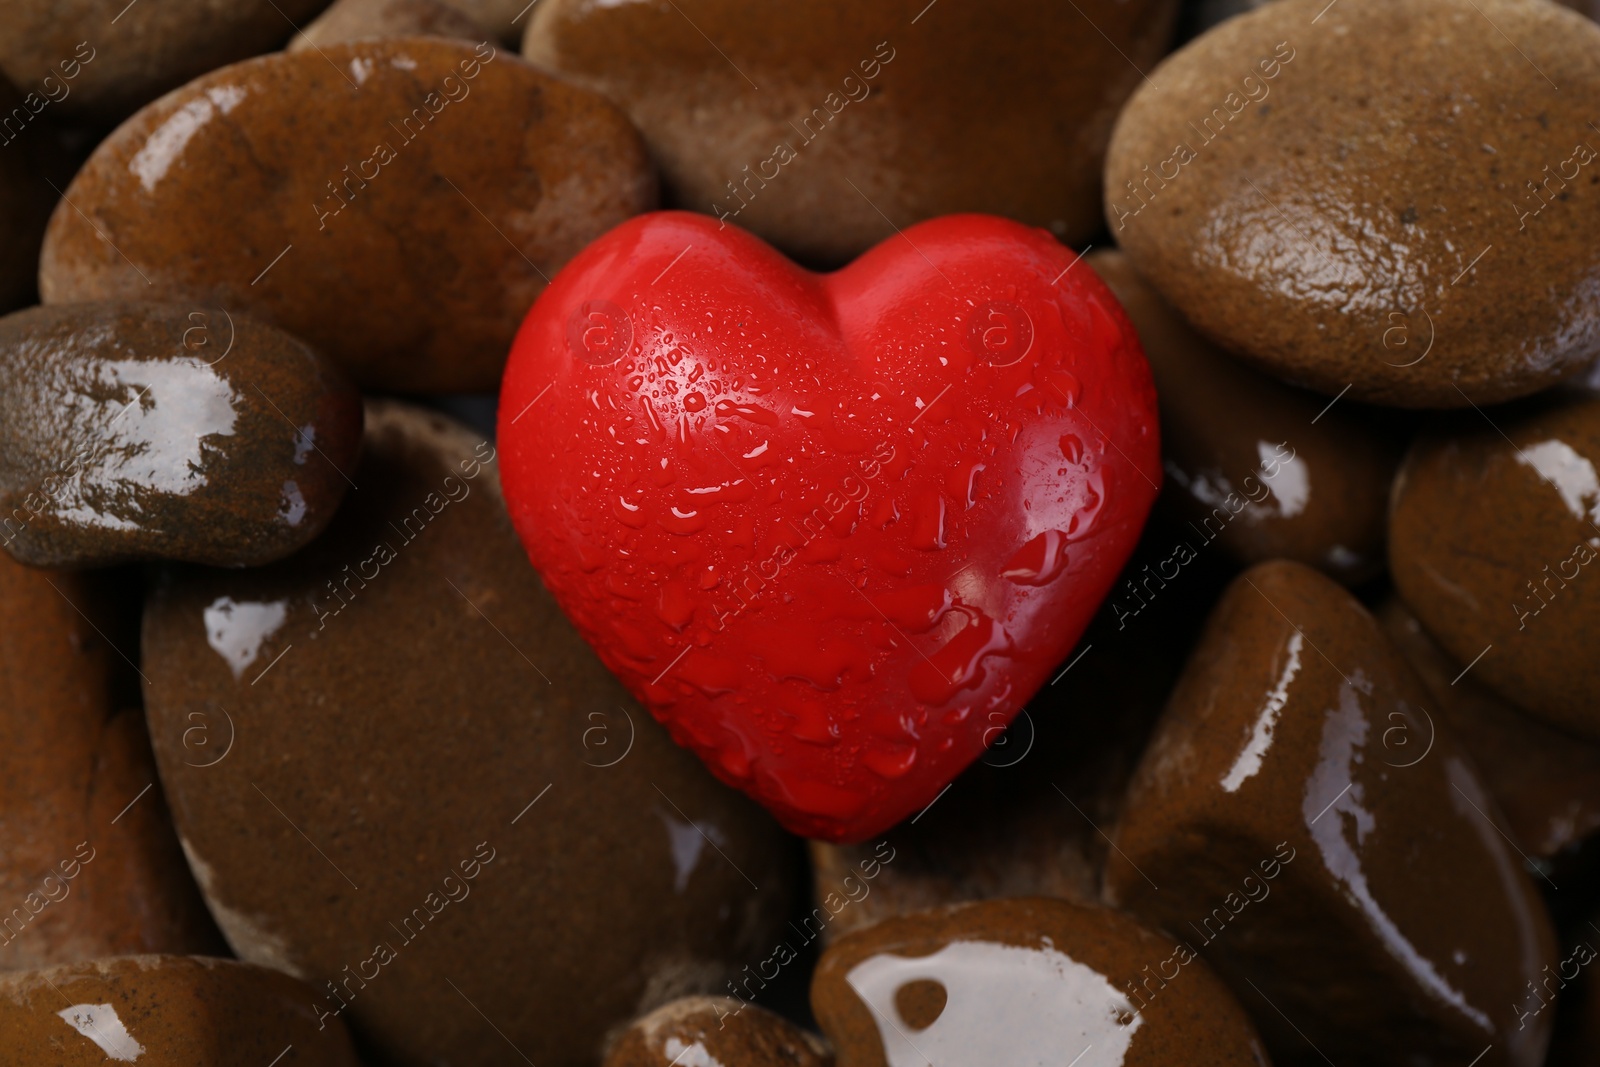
[0,955,363,1064]
[522,0,1177,265]
[0,302,361,569]
[0,555,223,970]
[812,897,1270,1066]
[1390,388,1600,740]
[1089,248,1404,583]
[141,400,796,1067]
[38,39,655,393]
[602,997,832,1067]
[1107,560,1557,1067]
[0,0,330,122]
[290,0,490,52]
[1381,597,1600,861]
[1106,0,1600,407]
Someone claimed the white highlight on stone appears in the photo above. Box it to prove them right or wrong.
[845,939,1143,1067]
[57,1003,145,1062]
[1222,630,1304,793]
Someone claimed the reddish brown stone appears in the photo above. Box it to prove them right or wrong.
[142,401,796,1067]
[0,955,363,1064]
[0,554,222,971]
[1106,0,1600,407]
[523,0,1177,265]
[1108,561,1557,1067]
[603,997,832,1067]
[39,39,655,392]
[1090,249,1404,582]
[812,898,1269,1066]
[1390,389,1600,739]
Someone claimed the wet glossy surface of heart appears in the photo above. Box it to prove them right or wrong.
[499,212,1160,841]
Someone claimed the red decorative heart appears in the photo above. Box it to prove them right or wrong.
[498,212,1159,842]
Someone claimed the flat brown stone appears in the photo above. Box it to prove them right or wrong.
[1090,249,1403,582]
[0,555,223,971]
[0,0,329,122]
[1106,0,1600,407]
[812,897,1269,1066]
[1108,560,1557,1067]
[523,0,1177,265]
[1390,389,1600,739]
[0,955,363,1064]
[0,302,361,568]
[39,39,655,392]
[142,400,796,1067]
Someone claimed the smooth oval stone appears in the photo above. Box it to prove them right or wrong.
[1106,0,1600,407]
[1381,598,1600,861]
[1107,560,1557,1067]
[0,0,329,122]
[0,955,362,1064]
[1089,249,1403,582]
[812,897,1269,1066]
[1390,389,1600,739]
[444,0,531,42]
[522,0,1176,265]
[290,0,490,52]
[142,400,795,1067]
[603,997,832,1067]
[0,302,360,568]
[808,523,1229,943]
[39,40,655,393]
[0,555,223,969]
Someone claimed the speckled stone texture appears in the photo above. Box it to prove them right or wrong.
[39,39,655,392]
[0,302,361,568]
[0,955,363,1064]
[1106,0,1600,407]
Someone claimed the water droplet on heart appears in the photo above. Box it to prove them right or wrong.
[683,391,706,412]
[908,487,947,550]
[862,742,918,779]
[1001,531,1070,586]
[1059,433,1083,464]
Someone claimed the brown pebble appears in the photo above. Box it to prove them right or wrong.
[523,0,1176,265]
[1105,0,1600,407]
[443,0,532,43]
[603,997,832,1067]
[290,0,490,52]
[1107,560,1557,1067]
[1089,248,1404,582]
[0,0,329,122]
[812,897,1269,1066]
[1380,597,1600,860]
[0,555,223,970]
[0,955,363,1064]
[39,39,655,392]
[1390,389,1600,739]
[0,302,361,568]
[0,77,57,315]
[142,400,796,1067]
